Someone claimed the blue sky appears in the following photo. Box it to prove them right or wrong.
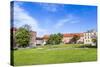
[12,1,97,37]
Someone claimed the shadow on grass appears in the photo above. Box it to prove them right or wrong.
[79,44,97,48]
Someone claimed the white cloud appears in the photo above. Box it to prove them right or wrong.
[55,19,71,28]
[55,14,80,29]
[70,20,79,23]
[40,3,61,12]
[13,3,47,36]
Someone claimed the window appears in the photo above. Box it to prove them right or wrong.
[88,36,90,39]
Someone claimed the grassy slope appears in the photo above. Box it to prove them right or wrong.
[13,44,97,66]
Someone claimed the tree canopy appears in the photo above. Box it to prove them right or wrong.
[46,33,63,45]
[15,25,31,47]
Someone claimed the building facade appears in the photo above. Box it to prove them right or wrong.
[36,37,44,46]
[30,31,37,47]
[77,34,84,43]
[83,31,97,45]
[62,33,84,44]
[62,34,73,44]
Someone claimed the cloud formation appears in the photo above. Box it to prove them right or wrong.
[40,3,63,12]
[55,15,80,29]
[13,3,47,36]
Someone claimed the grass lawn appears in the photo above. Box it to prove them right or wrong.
[13,44,97,66]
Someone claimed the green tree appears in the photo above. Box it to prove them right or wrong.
[92,38,97,43]
[47,33,63,45]
[91,34,97,46]
[15,25,31,47]
[92,38,97,46]
[70,35,80,44]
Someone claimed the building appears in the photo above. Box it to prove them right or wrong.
[36,37,44,46]
[77,33,84,43]
[62,34,73,44]
[30,31,37,47]
[62,33,84,44]
[43,35,49,44]
[83,31,97,45]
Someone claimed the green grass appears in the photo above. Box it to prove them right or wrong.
[13,44,97,66]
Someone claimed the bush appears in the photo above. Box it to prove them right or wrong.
[79,44,97,48]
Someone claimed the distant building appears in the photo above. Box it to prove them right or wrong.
[83,30,97,45]
[77,33,84,44]
[43,35,49,44]
[30,31,37,47]
[36,37,44,46]
[62,34,73,44]
[62,33,84,44]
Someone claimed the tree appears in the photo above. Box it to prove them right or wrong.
[15,25,31,47]
[91,34,97,46]
[22,24,31,32]
[46,33,63,45]
[57,33,63,44]
[92,38,97,46]
[70,35,80,44]
[92,38,97,43]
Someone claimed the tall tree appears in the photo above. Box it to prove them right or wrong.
[15,25,31,47]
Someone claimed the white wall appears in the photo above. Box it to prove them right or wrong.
[84,32,97,45]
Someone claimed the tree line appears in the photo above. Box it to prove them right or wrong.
[13,24,97,49]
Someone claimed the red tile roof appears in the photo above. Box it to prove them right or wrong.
[63,33,83,37]
[43,35,49,39]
